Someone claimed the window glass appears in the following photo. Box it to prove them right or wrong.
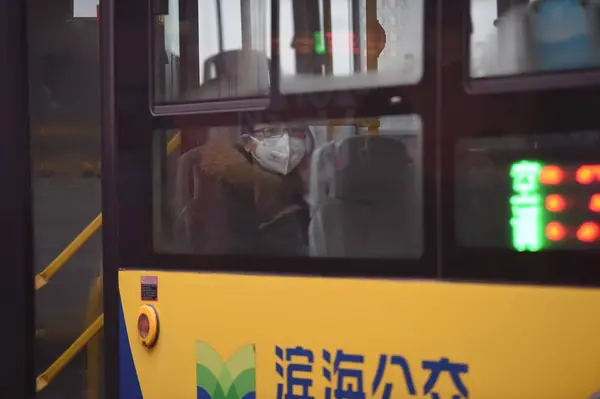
[153,0,423,104]
[154,0,271,104]
[279,0,424,93]
[164,0,180,58]
[470,0,600,78]
[455,131,600,251]
[154,115,423,258]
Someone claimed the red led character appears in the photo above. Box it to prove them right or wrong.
[350,33,359,54]
[545,194,566,212]
[539,165,564,185]
[577,222,600,243]
[576,165,600,185]
[589,194,600,212]
[324,32,334,55]
[546,221,567,242]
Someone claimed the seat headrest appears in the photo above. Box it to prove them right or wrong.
[334,136,414,205]
[184,50,270,100]
[203,50,270,84]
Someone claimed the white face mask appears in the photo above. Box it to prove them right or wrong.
[248,133,306,175]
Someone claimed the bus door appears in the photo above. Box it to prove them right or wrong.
[102,0,435,397]
[0,0,35,395]
[442,0,600,397]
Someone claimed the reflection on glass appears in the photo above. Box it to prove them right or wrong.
[470,0,600,78]
[279,0,424,92]
[154,0,271,103]
[154,0,424,104]
[154,115,423,258]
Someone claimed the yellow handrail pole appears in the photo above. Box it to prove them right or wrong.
[35,214,103,290]
[36,314,105,392]
[34,131,182,290]
[35,132,183,391]
[167,131,182,154]
[85,273,103,399]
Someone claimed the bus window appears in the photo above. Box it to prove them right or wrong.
[471,0,600,78]
[455,130,600,251]
[154,0,271,103]
[279,0,424,93]
[153,115,423,258]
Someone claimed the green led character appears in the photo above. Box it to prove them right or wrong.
[509,161,543,252]
[314,31,326,55]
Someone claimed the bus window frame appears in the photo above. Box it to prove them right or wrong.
[150,0,433,115]
[101,0,440,277]
[102,2,440,399]
[441,0,600,288]
[0,0,35,395]
[464,0,600,94]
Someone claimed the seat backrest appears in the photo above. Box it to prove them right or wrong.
[202,49,270,97]
[180,49,270,103]
[530,0,600,70]
[309,135,421,258]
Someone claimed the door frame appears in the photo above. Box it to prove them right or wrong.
[101,0,438,396]
[0,0,35,396]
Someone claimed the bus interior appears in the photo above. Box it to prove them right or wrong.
[148,0,600,263]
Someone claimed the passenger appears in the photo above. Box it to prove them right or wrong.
[240,123,313,256]
[180,123,312,256]
[175,130,260,255]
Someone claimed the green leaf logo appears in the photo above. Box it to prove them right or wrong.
[196,342,256,399]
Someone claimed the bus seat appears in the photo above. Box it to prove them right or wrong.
[309,136,419,258]
[201,49,270,97]
[182,49,270,101]
[532,0,600,71]
[482,0,600,76]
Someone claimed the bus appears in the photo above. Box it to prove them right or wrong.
[97,0,600,398]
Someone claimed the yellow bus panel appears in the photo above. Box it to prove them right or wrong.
[119,270,600,399]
